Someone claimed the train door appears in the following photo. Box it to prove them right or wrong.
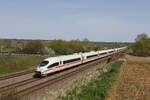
[80,54,84,63]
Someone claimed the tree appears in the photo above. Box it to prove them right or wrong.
[131,33,150,56]
[0,39,12,52]
[135,33,148,42]
[22,40,46,54]
[48,39,104,55]
[131,38,150,56]
[48,40,73,55]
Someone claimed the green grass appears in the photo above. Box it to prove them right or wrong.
[0,56,46,75]
[59,60,124,100]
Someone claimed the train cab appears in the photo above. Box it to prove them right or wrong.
[34,57,60,77]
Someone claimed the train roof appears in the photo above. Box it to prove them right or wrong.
[44,53,82,62]
[82,51,98,56]
[42,47,126,63]
[98,50,108,53]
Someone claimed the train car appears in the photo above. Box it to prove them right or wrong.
[107,49,115,55]
[98,50,108,58]
[34,54,82,77]
[82,51,99,63]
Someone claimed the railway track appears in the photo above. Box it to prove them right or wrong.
[0,69,34,81]
[0,52,126,100]
[0,56,111,100]
[18,57,108,97]
[0,78,39,93]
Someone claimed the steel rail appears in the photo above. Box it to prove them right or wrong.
[0,69,34,81]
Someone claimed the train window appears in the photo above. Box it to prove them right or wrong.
[39,61,49,67]
[63,58,80,64]
[87,54,98,58]
[48,62,59,68]
[100,52,107,55]
[109,51,113,53]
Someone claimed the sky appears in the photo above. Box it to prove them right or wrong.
[0,0,150,42]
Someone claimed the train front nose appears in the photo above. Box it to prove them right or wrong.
[34,67,42,78]
[34,71,42,78]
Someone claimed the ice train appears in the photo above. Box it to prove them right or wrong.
[34,47,127,77]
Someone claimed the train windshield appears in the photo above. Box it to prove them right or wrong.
[39,61,49,67]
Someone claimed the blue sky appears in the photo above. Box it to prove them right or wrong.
[0,0,150,42]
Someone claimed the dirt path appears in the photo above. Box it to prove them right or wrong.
[107,55,150,100]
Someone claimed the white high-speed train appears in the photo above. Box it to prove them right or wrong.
[34,47,127,77]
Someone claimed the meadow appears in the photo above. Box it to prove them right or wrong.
[0,56,46,75]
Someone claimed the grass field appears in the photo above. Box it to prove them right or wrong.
[106,55,150,100]
[0,56,46,75]
[58,60,124,100]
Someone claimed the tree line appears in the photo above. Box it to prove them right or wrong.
[0,38,127,56]
[1,33,149,56]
